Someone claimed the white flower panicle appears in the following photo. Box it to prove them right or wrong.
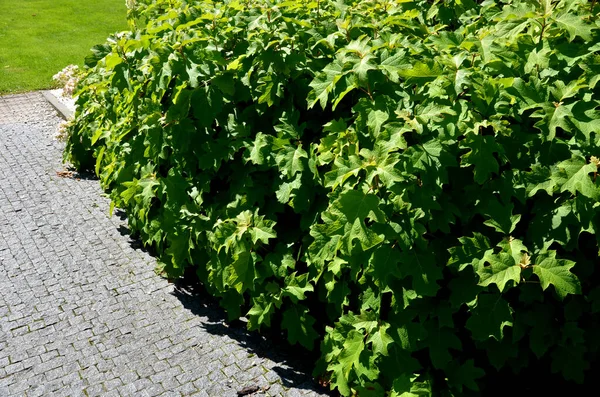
[126,0,136,9]
[55,120,71,142]
[52,64,81,97]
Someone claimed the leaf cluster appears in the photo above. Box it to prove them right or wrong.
[65,0,600,395]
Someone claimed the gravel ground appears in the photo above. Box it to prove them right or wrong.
[0,92,329,397]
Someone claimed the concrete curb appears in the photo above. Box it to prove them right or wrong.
[41,90,74,120]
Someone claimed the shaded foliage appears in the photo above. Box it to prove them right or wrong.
[65,0,600,395]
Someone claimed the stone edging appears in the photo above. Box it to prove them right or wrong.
[41,90,75,120]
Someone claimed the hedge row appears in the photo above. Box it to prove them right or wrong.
[65,0,600,395]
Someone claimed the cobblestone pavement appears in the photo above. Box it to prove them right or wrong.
[0,92,329,397]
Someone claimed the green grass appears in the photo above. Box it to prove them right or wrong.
[0,0,128,94]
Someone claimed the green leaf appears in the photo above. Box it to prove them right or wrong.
[466,293,513,341]
[324,155,363,189]
[378,50,409,84]
[276,145,308,178]
[308,61,345,109]
[448,271,482,309]
[367,323,394,356]
[460,134,501,184]
[496,237,529,265]
[219,289,244,321]
[446,360,485,392]
[360,147,405,188]
[398,250,443,297]
[524,41,551,74]
[212,73,235,96]
[447,232,492,272]
[481,198,521,235]
[533,250,581,300]
[408,140,455,173]
[275,175,303,204]
[164,231,191,276]
[247,293,276,330]
[329,329,365,386]
[514,304,558,357]
[191,86,223,128]
[345,37,377,82]
[397,61,443,80]
[248,219,277,246]
[414,103,456,125]
[554,12,594,42]
[281,305,319,349]
[551,156,599,200]
[524,164,557,197]
[390,375,433,397]
[64,3,600,395]
[424,321,462,369]
[551,344,588,383]
[282,272,314,302]
[245,132,271,165]
[477,252,521,292]
[367,109,389,137]
[227,251,256,294]
[481,337,519,370]
[530,102,573,141]
[368,244,401,286]
[332,190,386,252]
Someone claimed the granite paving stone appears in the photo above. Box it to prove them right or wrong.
[0,92,329,396]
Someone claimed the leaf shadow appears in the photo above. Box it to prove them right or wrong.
[111,210,330,395]
[170,280,330,395]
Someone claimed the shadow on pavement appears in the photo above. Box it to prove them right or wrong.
[112,213,330,395]
[171,279,331,396]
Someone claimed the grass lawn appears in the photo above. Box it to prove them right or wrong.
[0,0,128,94]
